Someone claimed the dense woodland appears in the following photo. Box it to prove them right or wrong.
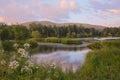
[0,23,120,40]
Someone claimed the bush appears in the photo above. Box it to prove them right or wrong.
[2,40,14,51]
[87,41,104,49]
[26,39,38,49]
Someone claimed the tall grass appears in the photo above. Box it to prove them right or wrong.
[78,48,120,80]
[78,40,120,80]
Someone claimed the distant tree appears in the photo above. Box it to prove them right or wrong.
[0,27,13,40]
[12,25,30,40]
[31,31,41,38]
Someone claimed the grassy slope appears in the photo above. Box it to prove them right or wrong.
[78,40,120,80]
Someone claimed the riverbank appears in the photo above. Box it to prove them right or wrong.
[78,40,120,80]
[31,37,83,45]
[0,40,120,80]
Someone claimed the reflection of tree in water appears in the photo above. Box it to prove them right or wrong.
[32,51,85,72]
[34,45,85,53]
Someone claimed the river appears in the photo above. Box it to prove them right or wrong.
[31,37,120,72]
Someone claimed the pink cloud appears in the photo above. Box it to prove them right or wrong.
[0,16,4,22]
[0,0,80,24]
[108,9,120,15]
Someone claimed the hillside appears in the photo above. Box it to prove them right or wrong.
[21,21,106,30]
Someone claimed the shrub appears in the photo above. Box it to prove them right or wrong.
[87,41,104,49]
[26,39,38,49]
[2,40,14,51]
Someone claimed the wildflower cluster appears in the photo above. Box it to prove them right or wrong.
[24,43,30,49]
[9,60,19,70]
[18,48,28,58]
[13,43,19,49]
[8,43,32,71]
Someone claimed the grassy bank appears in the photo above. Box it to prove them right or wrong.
[78,40,120,80]
[87,40,120,49]
[33,37,82,45]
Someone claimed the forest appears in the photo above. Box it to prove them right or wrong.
[0,23,120,41]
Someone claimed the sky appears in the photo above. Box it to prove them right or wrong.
[0,0,120,27]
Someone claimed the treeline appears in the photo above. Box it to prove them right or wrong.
[0,23,120,40]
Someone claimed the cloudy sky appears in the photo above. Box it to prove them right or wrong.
[0,0,120,27]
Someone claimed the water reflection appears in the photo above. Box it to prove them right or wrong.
[31,48,90,72]
[32,42,89,53]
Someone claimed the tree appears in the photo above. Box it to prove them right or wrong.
[31,31,41,38]
[12,25,30,40]
[0,27,13,40]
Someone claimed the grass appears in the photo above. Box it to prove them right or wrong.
[78,40,120,80]
[0,42,77,80]
[33,37,82,45]
[87,40,120,49]
[78,48,120,80]
[0,40,120,80]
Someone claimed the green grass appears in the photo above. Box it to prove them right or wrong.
[87,40,120,49]
[0,40,120,80]
[78,40,120,80]
[78,48,120,80]
[34,37,82,45]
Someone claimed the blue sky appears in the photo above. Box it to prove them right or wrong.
[0,0,120,27]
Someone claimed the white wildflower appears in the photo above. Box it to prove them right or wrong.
[0,60,6,65]
[18,48,28,58]
[18,48,26,54]
[21,66,30,73]
[24,43,30,49]
[27,61,34,67]
[13,43,19,49]
[9,60,19,70]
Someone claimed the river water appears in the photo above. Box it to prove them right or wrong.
[31,37,120,72]
[31,42,90,72]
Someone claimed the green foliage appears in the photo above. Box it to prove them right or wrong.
[0,26,14,40]
[61,39,82,44]
[31,31,41,38]
[103,40,120,48]
[34,38,45,42]
[33,37,82,44]
[87,41,104,49]
[87,40,120,50]
[78,48,120,80]
[1,40,14,51]
[44,37,61,43]
[26,39,38,49]
[0,44,77,80]
[29,23,99,38]
[12,25,30,40]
